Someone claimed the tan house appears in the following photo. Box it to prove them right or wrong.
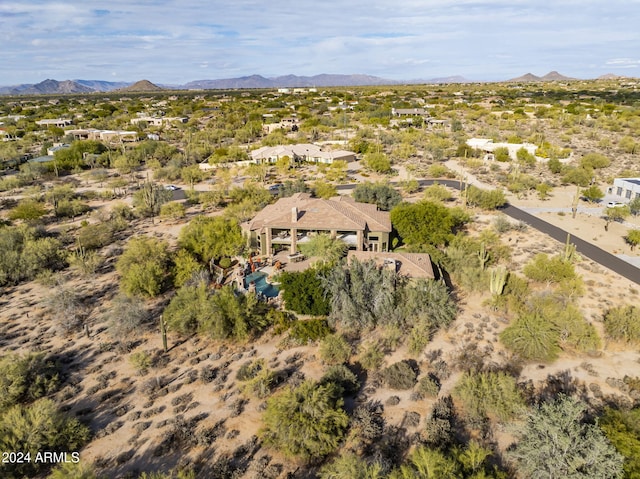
[347,251,435,280]
[250,143,356,165]
[35,118,72,128]
[130,116,188,126]
[66,129,139,142]
[242,193,392,256]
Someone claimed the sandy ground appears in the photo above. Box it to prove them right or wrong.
[2,164,640,477]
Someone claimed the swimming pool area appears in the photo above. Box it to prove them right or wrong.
[244,271,280,298]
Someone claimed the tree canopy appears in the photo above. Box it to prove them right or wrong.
[178,216,244,263]
[391,201,468,248]
[260,380,349,460]
[116,236,171,298]
[509,395,623,479]
[353,182,402,211]
[279,267,331,316]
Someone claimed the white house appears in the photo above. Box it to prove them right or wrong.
[35,118,72,128]
[130,116,188,126]
[607,178,640,202]
[466,138,538,161]
[250,143,356,165]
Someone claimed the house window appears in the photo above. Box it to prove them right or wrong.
[626,190,633,198]
[382,242,387,252]
[617,187,623,196]
[369,235,379,241]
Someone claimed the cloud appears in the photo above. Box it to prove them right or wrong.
[606,58,640,68]
[2,0,640,83]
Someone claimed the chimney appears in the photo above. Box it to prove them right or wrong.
[291,207,298,223]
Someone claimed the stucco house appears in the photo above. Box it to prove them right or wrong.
[242,193,392,256]
[466,138,538,161]
[347,251,436,280]
[35,118,72,128]
[608,178,640,202]
[250,143,356,165]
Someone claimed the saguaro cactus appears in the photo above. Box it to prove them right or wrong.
[160,315,168,353]
[562,233,576,262]
[489,266,509,296]
[477,242,489,270]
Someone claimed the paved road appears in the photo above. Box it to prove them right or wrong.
[337,179,640,285]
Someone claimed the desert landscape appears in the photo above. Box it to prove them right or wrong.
[1,76,640,479]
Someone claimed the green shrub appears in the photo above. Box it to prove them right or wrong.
[524,253,580,284]
[48,462,101,479]
[8,199,47,221]
[319,364,360,397]
[417,374,440,397]
[0,226,66,286]
[55,199,90,218]
[178,216,243,263]
[76,222,114,250]
[501,293,599,360]
[381,360,418,390]
[466,185,506,210]
[510,396,623,479]
[423,182,452,202]
[501,313,561,362]
[260,380,349,460]
[117,236,171,298]
[218,257,232,269]
[172,249,203,288]
[0,353,61,409]
[453,371,524,423]
[0,399,90,478]
[269,309,296,335]
[353,182,402,210]
[603,305,640,343]
[129,351,152,375]
[160,201,186,219]
[237,359,265,381]
[319,333,352,365]
[358,342,385,371]
[279,268,331,316]
[164,284,269,341]
[242,367,276,399]
[288,319,331,345]
[600,407,640,478]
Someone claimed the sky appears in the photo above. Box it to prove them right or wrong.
[1,0,640,85]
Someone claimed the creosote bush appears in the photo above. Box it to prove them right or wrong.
[260,380,349,461]
[319,333,352,365]
[0,353,61,409]
[603,305,640,344]
[381,360,418,390]
[453,371,524,423]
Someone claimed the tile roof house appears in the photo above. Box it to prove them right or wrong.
[242,193,392,255]
[347,251,435,280]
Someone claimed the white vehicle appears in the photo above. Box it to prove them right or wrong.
[164,184,179,191]
[607,201,626,208]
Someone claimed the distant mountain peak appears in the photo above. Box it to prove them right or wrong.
[598,73,625,80]
[118,79,163,92]
[508,73,541,82]
[508,71,575,82]
[540,71,574,81]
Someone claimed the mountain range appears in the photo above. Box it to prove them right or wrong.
[0,74,471,95]
[0,72,632,95]
[507,71,576,82]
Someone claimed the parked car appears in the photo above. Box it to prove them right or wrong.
[607,201,626,208]
[268,183,283,194]
[164,184,179,191]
